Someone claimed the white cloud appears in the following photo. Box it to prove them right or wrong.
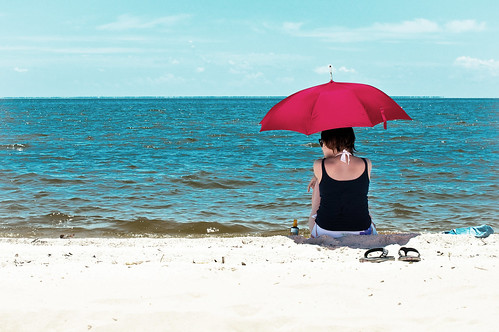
[282,18,487,42]
[97,14,191,31]
[278,77,295,84]
[139,73,185,86]
[14,67,28,73]
[52,47,144,54]
[282,22,303,32]
[454,56,499,76]
[1,45,146,55]
[314,65,330,75]
[196,67,205,73]
[221,52,308,69]
[246,72,264,80]
[314,65,356,75]
[371,18,439,34]
[227,58,255,74]
[337,66,356,73]
[445,20,486,33]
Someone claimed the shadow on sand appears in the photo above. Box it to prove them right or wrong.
[291,233,421,249]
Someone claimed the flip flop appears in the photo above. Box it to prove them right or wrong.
[359,248,395,263]
[398,247,421,262]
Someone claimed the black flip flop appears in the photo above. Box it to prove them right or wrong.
[398,247,421,262]
[359,248,395,263]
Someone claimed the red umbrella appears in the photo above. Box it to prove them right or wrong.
[260,77,412,135]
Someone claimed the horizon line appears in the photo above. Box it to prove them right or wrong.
[3,95,496,99]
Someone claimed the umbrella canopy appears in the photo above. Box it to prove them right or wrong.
[260,80,412,135]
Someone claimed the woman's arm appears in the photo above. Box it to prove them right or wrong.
[307,176,317,192]
[309,180,320,232]
[366,158,372,179]
[308,159,322,232]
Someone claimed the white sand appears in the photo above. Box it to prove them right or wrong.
[0,233,497,332]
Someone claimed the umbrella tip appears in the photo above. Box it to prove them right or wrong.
[328,64,333,81]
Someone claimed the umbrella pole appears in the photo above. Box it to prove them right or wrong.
[380,107,387,130]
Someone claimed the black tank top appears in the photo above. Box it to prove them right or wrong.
[316,158,372,231]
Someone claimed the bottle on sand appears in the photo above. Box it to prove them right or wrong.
[290,219,299,235]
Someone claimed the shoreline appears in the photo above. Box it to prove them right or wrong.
[0,228,467,239]
[1,233,498,331]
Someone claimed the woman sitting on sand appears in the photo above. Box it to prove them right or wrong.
[308,128,377,238]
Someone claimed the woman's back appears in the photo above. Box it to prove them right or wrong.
[315,156,372,231]
[321,155,370,181]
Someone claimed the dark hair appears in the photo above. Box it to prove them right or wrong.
[321,128,356,153]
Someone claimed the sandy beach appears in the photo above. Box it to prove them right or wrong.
[0,233,497,332]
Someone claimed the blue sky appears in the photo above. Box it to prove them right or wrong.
[1,0,498,97]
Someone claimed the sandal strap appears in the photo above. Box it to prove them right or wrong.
[398,247,420,257]
[364,247,388,258]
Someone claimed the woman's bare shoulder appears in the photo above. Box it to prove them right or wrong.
[361,157,373,177]
[354,156,372,173]
[313,158,323,170]
[355,156,371,164]
[313,158,323,176]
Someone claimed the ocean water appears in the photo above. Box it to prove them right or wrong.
[0,97,497,237]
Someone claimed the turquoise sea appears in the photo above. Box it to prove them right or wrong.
[0,97,497,237]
